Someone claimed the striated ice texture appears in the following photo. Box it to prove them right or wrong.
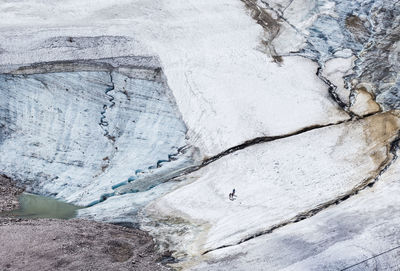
[0,68,190,206]
[298,0,376,62]
[295,0,400,110]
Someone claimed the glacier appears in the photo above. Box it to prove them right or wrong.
[0,0,400,270]
[0,58,194,206]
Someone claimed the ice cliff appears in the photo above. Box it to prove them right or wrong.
[0,0,399,269]
[0,58,195,206]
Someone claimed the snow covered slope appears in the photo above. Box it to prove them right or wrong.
[142,113,400,257]
[192,148,400,270]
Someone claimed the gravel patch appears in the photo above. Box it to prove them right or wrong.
[0,175,170,271]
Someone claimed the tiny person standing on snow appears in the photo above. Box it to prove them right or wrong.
[229,189,236,201]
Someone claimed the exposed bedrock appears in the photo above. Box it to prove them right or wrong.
[0,57,196,207]
[0,174,23,213]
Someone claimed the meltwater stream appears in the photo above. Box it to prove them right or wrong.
[1,193,82,219]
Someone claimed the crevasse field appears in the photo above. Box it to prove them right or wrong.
[1,0,400,270]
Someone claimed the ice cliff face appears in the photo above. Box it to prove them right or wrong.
[0,58,194,206]
[0,0,400,270]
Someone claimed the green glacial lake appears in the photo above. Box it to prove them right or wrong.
[2,193,82,219]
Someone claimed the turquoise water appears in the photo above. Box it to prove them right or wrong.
[1,193,82,219]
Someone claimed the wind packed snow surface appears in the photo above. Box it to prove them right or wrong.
[192,154,400,271]
[0,0,400,270]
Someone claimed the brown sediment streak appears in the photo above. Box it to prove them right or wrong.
[241,0,282,62]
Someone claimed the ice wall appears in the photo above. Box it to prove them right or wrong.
[0,60,191,206]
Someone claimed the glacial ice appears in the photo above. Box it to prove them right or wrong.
[0,0,400,269]
[0,68,190,206]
